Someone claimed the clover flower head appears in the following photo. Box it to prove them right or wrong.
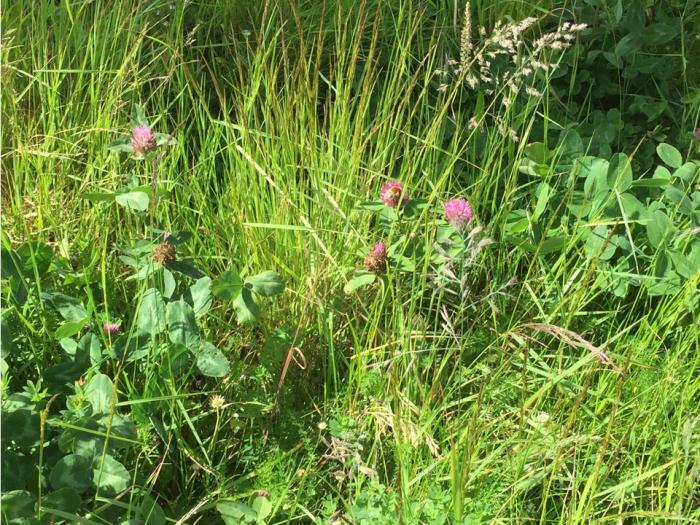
[444,198,473,230]
[380,181,408,208]
[102,323,121,336]
[364,241,388,273]
[131,125,156,157]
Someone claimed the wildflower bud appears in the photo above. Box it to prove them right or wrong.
[102,323,120,336]
[379,181,408,208]
[131,125,157,157]
[444,198,473,231]
[152,242,177,265]
[695,128,700,140]
[364,241,388,274]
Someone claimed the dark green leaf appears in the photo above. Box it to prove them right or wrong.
[137,289,166,335]
[93,455,130,495]
[166,299,199,349]
[245,271,285,297]
[0,490,35,521]
[55,318,89,340]
[607,153,632,192]
[50,454,94,492]
[189,277,212,318]
[85,373,114,414]
[233,288,259,325]
[195,342,230,377]
[657,143,682,169]
[211,271,243,301]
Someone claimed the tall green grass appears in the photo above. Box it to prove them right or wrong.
[2,0,699,523]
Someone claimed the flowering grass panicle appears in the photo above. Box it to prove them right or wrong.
[444,198,473,231]
[364,241,388,273]
[131,125,157,157]
[380,181,408,208]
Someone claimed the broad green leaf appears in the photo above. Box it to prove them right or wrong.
[50,454,94,491]
[195,342,230,377]
[217,501,257,524]
[162,268,176,299]
[252,496,272,520]
[524,142,548,164]
[85,373,114,414]
[41,488,82,518]
[17,241,53,275]
[580,157,609,197]
[137,492,166,525]
[137,289,166,335]
[0,490,35,521]
[245,271,285,297]
[115,191,149,212]
[656,143,682,169]
[189,277,212,318]
[55,318,89,340]
[673,162,697,184]
[166,299,199,349]
[1,394,40,447]
[618,193,644,218]
[41,292,88,321]
[607,153,632,192]
[93,455,129,495]
[344,272,376,294]
[233,288,259,324]
[647,209,672,248]
[212,271,243,301]
[614,33,642,57]
[584,225,616,260]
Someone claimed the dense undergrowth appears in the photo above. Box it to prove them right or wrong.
[2,0,700,523]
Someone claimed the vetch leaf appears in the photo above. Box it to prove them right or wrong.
[245,271,285,297]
